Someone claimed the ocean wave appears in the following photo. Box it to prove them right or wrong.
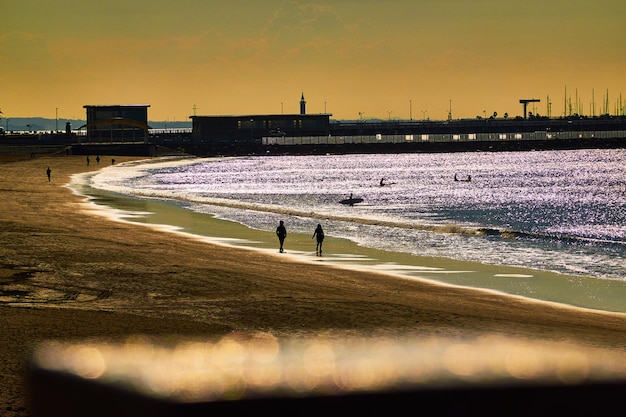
[82,151,626,283]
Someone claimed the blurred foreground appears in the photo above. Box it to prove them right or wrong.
[30,333,626,417]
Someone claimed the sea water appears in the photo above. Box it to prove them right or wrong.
[78,148,626,312]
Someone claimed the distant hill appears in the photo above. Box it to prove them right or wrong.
[0,117,191,133]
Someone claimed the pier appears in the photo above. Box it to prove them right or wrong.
[1,116,625,157]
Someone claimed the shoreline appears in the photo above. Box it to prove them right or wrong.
[2,154,626,416]
[77,160,626,314]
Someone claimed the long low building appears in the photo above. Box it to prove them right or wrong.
[190,113,331,143]
[190,113,626,143]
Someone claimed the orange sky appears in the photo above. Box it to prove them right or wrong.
[2,1,624,122]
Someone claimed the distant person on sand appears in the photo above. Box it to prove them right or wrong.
[111,158,116,165]
[86,156,90,166]
[46,167,51,181]
[312,223,325,255]
[96,156,100,164]
[380,177,385,186]
[276,220,287,253]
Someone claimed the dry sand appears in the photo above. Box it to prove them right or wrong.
[2,153,626,416]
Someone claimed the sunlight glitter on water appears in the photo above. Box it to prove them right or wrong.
[88,150,625,280]
[77,149,626,312]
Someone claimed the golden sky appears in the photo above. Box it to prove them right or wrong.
[2,1,625,121]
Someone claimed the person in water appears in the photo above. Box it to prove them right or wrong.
[276,220,287,253]
[312,223,325,255]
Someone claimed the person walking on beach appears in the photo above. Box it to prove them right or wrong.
[86,156,90,166]
[276,220,287,253]
[312,223,325,255]
[46,167,51,182]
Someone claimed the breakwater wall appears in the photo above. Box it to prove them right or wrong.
[182,136,624,157]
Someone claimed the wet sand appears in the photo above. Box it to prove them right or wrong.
[78,173,626,314]
[2,153,626,416]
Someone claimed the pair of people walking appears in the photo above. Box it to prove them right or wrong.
[275,221,325,256]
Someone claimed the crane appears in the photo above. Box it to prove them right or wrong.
[519,99,540,119]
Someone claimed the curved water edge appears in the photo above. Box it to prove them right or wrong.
[85,151,626,281]
[69,151,626,314]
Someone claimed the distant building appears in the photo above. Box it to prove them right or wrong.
[82,104,151,143]
[190,113,331,144]
[190,95,330,143]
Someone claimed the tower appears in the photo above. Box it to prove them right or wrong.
[300,93,306,115]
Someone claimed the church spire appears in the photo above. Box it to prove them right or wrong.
[300,92,306,115]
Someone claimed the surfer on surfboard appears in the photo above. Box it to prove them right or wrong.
[339,193,363,206]
[380,177,396,186]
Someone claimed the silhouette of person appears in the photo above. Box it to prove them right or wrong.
[86,156,90,166]
[380,177,385,186]
[111,158,116,165]
[46,167,51,181]
[276,220,287,253]
[96,156,100,164]
[312,223,325,255]
[349,193,354,207]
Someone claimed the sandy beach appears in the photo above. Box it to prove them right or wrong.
[2,153,626,416]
